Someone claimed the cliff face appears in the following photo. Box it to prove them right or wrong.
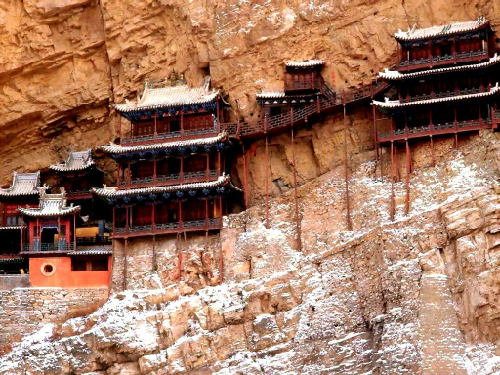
[2,0,500,373]
[1,0,498,195]
[1,130,500,374]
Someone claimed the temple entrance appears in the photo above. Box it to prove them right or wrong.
[41,227,58,244]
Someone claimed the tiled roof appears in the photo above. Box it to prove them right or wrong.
[0,171,41,197]
[69,247,112,256]
[50,149,94,172]
[256,92,286,99]
[0,257,24,263]
[115,84,220,113]
[285,60,324,68]
[395,17,488,42]
[0,226,24,230]
[373,82,500,108]
[18,189,80,217]
[379,54,500,80]
[101,132,228,155]
[93,174,234,198]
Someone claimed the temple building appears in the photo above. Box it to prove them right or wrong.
[256,60,336,121]
[0,172,41,274]
[373,18,500,145]
[372,18,500,219]
[95,74,238,239]
[49,149,110,249]
[19,189,111,287]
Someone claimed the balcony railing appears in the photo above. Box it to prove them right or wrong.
[114,218,222,238]
[398,50,487,71]
[379,118,492,142]
[22,241,75,252]
[76,235,112,245]
[121,125,219,145]
[284,76,323,92]
[120,170,218,189]
[66,189,92,197]
[404,87,485,103]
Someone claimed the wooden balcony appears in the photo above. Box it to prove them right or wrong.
[121,124,220,146]
[113,217,222,239]
[66,189,93,200]
[402,87,485,103]
[284,76,323,93]
[21,241,75,255]
[119,170,219,190]
[397,50,488,72]
[378,118,492,143]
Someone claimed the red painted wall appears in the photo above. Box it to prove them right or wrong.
[29,257,111,288]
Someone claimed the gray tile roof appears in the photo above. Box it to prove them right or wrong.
[0,171,41,197]
[50,149,94,172]
[395,18,488,42]
[18,189,80,217]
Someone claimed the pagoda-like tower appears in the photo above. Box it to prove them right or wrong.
[0,172,41,273]
[256,60,333,118]
[95,75,237,239]
[373,18,500,146]
[49,149,110,248]
[372,18,500,219]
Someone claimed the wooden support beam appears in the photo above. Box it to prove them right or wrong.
[240,140,249,209]
[124,239,128,291]
[73,213,76,249]
[176,233,182,281]
[219,232,224,285]
[291,119,301,251]
[152,235,157,272]
[112,207,116,237]
[395,144,401,182]
[343,101,352,231]
[430,136,435,167]
[265,133,270,229]
[405,140,411,216]
[390,141,395,221]
[118,114,122,141]
[20,214,23,252]
[372,105,379,160]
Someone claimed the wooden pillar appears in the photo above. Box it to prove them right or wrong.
[180,156,184,184]
[454,107,458,148]
[112,206,116,237]
[37,217,40,245]
[430,136,435,167]
[180,112,184,137]
[343,100,352,231]
[179,201,183,230]
[151,203,155,232]
[240,140,249,209]
[127,161,131,186]
[20,214,23,252]
[217,152,221,176]
[117,164,122,188]
[58,216,61,248]
[205,198,209,228]
[291,120,301,251]
[390,141,395,221]
[73,213,76,250]
[126,206,130,234]
[206,153,210,181]
[265,133,270,229]
[405,140,411,215]
[154,113,157,141]
[152,235,157,272]
[124,239,128,291]
[153,156,156,185]
[373,105,379,160]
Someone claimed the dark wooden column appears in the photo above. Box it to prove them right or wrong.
[154,113,157,141]
[390,141,395,221]
[73,213,76,250]
[205,198,209,227]
[112,206,116,237]
[180,112,184,137]
[126,206,130,235]
[206,153,210,181]
[179,201,183,230]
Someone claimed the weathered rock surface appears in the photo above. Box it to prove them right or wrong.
[1,130,500,374]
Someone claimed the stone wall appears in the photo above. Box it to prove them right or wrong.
[0,275,30,290]
[0,287,108,346]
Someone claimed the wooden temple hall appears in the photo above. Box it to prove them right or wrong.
[94,73,240,240]
[373,18,500,219]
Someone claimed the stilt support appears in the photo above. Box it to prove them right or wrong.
[405,140,411,216]
[265,134,270,229]
[390,141,395,221]
[123,239,128,291]
[218,232,224,285]
[343,103,352,231]
[240,140,249,209]
[430,136,435,167]
[291,124,301,251]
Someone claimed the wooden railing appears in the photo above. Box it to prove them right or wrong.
[398,50,488,72]
[221,79,389,139]
[22,241,75,253]
[76,235,111,246]
[493,109,500,129]
[114,217,222,238]
[284,76,323,92]
[121,125,219,146]
[378,118,492,142]
[119,170,218,189]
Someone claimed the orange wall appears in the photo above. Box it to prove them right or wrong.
[29,257,111,288]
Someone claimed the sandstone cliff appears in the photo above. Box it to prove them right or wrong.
[1,130,500,374]
[1,0,500,374]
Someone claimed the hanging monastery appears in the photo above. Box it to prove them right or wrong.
[0,18,498,298]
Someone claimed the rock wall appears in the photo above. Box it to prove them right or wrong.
[0,287,108,347]
[2,131,497,374]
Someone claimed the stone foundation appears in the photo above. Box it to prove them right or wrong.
[0,287,108,346]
